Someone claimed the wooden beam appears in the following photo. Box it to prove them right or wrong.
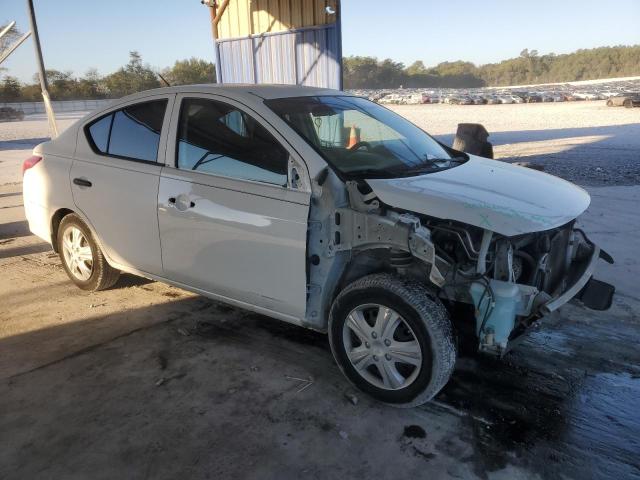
[213,0,231,28]
[208,3,218,39]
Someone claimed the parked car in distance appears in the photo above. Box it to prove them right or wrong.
[606,93,640,108]
[497,95,514,104]
[0,106,25,122]
[22,85,615,407]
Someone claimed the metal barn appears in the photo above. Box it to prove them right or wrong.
[208,0,342,89]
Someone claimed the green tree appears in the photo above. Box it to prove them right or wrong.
[76,68,106,99]
[405,60,428,76]
[164,58,215,85]
[0,23,21,54]
[38,70,78,99]
[103,51,160,97]
[343,56,406,88]
[0,76,21,101]
[1,23,22,77]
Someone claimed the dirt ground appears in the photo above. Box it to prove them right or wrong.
[1,103,640,479]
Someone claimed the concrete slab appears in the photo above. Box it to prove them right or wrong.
[1,106,639,480]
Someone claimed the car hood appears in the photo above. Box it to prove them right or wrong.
[366,155,590,236]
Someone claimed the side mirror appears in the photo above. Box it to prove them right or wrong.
[288,155,309,192]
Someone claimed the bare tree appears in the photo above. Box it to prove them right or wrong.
[0,22,21,54]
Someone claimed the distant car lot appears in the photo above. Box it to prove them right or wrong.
[353,78,640,106]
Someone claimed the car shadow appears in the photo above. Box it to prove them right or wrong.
[0,242,52,259]
[0,220,32,240]
[1,293,639,479]
[0,137,50,151]
[433,122,640,186]
[113,273,154,288]
[0,191,22,200]
[435,123,640,146]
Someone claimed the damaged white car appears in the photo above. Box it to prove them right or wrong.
[22,85,615,406]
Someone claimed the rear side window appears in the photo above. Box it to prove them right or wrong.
[86,99,167,163]
[176,98,288,186]
[88,115,111,152]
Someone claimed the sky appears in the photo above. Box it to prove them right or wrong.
[2,0,639,83]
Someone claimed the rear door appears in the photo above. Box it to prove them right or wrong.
[71,95,174,275]
[158,94,311,319]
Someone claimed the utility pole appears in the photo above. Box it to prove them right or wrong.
[25,0,58,137]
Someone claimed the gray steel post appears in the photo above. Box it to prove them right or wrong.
[25,0,58,136]
[25,0,49,92]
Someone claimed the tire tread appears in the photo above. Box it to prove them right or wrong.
[57,213,120,291]
[329,273,456,407]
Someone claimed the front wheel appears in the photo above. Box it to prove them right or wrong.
[328,273,456,407]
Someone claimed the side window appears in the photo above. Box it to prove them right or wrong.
[88,114,111,153]
[176,98,288,186]
[86,99,167,162]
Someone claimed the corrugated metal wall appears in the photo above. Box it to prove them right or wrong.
[217,0,335,39]
[217,24,341,89]
[213,0,342,89]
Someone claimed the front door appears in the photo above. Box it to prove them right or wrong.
[71,95,174,275]
[158,95,310,319]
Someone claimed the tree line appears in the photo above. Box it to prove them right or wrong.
[0,51,216,102]
[1,45,639,102]
[343,45,640,89]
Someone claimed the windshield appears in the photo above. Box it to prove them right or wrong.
[265,96,465,179]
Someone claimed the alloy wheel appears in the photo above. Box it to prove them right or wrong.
[61,225,94,281]
[342,303,422,390]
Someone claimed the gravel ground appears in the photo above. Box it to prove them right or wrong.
[391,101,640,187]
[1,101,638,187]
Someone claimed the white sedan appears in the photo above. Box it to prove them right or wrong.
[23,85,615,406]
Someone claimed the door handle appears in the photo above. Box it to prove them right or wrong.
[73,178,92,187]
[167,196,195,210]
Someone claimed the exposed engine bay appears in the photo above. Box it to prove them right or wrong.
[306,174,615,356]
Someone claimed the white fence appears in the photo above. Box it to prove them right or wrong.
[0,99,112,115]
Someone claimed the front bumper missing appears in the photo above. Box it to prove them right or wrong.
[540,245,602,315]
[539,245,615,315]
[480,243,615,356]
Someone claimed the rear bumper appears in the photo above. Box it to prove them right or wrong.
[23,199,51,244]
[23,169,52,245]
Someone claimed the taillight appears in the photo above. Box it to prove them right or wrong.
[22,155,42,175]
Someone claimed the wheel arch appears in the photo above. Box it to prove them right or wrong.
[50,208,111,266]
[50,208,75,253]
[318,248,435,331]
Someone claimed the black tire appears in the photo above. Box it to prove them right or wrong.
[624,99,632,108]
[328,273,456,407]
[57,213,120,291]
[606,99,613,107]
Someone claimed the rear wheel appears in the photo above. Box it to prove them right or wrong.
[328,273,456,407]
[57,214,120,291]
[624,99,632,108]
[606,99,613,107]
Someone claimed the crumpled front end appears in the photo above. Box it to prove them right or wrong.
[434,220,615,355]
[307,173,614,355]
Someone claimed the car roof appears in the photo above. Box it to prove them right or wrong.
[117,83,348,103]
